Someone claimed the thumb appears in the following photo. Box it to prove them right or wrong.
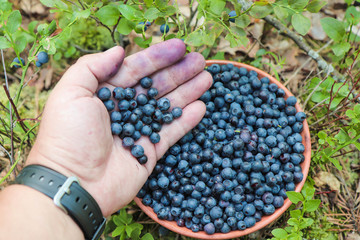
[56,46,125,97]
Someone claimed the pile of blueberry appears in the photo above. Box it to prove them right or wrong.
[97,77,182,164]
[137,63,306,235]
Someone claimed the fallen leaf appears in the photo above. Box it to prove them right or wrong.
[346,233,360,240]
[314,171,341,191]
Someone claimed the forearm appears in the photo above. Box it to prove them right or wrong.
[0,185,84,240]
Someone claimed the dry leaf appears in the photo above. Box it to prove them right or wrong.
[314,171,341,191]
[346,233,360,240]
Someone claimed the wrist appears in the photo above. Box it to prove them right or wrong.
[0,185,84,240]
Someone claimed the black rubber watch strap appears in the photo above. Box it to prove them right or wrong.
[15,165,106,240]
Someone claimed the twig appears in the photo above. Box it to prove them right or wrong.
[111,16,122,45]
[284,40,333,86]
[1,49,13,167]
[73,44,101,53]
[3,85,28,133]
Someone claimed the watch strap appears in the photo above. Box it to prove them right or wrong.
[14,165,106,240]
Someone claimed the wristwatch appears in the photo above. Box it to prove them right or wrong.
[14,165,106,240]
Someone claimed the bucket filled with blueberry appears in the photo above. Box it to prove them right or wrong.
[132,60,311,239]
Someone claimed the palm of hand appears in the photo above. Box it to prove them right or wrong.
[27,40,212,216]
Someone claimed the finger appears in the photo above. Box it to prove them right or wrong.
[155,100,206,159]
[56,46,125,97]
[162,70,213,109]
[134,52,206,96]
[107,39,186,87]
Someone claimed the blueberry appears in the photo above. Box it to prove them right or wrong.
[210,206,223,219]
[113,87,125,100]
[37,51,49,64]
[228,10,236,22]
[97,87,111,101]
[103,100,115,111]
[35,61,42,67]
[244,216,256,228]
[122,137,134,148]
[136,93,148,105]
[295,112,306,122]
[237,220,246,230]
[293,142,305,153]
[143,104,156,116]
[162,112,174,124]
[123,123,135,136]
[263,204,275,215]
[13,57,25,68]
[140,77,153,89]
[160,24,170,33]
[273,196,284,208]
[286,96,297,106]
[118,99,130,111]
[111,123,122,135]
[147,88,158,98]
[157,98,171,111]
[131,144,144,158]
[172,107,183,119]
[150,132,160,144]
[204,223,215,234]
[243,203,256,216]
[294,172,303,183]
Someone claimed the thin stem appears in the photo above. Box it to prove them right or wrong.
[1,49,13,166]
[3,85,29,133]
[0,123,39,184]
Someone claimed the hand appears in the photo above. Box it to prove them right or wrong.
[26,39,212,217]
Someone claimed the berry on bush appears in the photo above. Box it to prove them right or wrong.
[160,24,170,34]
[12,57,25,68]
[37,51,49,64]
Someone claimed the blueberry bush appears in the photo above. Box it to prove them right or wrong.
[1,0,360,239]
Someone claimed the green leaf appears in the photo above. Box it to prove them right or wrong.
[274,5,288,20]
[112,226,125,237]
[354,142,360,151]
[14,35,27,53]
[289,0,309,9]
[0,2,12,11]
[144,0,153,7]
[185,31,206,46]
[134,37,152,48]
[291,13,311,36]
[95,5,120,26]
[117,18,135,35]
[249,4,273,19]
[304,199,321,212]
[119,4,143,21]
[209,0,226,15]
[290,209,302,218]
[40,0,55,7]
[287,218,299,226]
[144,7,160,20]
[286,191,304,204]
[332,42,351,56]
[346,6,360,25]
[329,157,342,170]
[299,218,314,229]
[7,10,22,34]
[272,228,288,239]
[354,104,360,114]
[210,51,225,60]
[141,233,154,240]
[74,9,91,19]
[307,0,327,13]
[334,128,351,144]
[235,14,250,28]
[0,36,11,49]
[318,131,327,139]
[321,17,345,42]
[28,21,39,33]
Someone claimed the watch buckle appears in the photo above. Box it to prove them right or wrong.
[54,176,80,213]
[91,217,106,240]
